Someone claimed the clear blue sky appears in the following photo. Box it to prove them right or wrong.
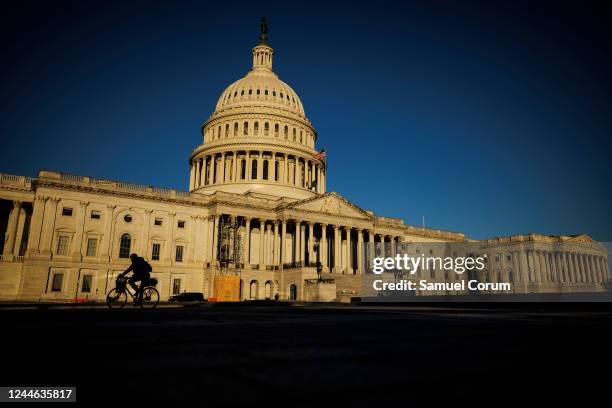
[1,0,611,240]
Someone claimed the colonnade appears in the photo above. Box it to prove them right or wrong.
[190,151,325,193]
[210,215,401,274]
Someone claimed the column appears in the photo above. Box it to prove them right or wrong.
[271,154,277,182]
[345,227,352,274]
[300,222,306,266]
[70,201,88,260]
[519,250,530,283]
[247,152,252,181]
[211,215,219,265]
[26,196,46,256]
[208,155,215,185]
[368,231,375,273]
[244,217,251,267]
[258,152,263,180]
[258,219,265,268]
[357,229,364,274]
[333,225,340,273]
[265,223,272,266]
[2,200,22,258]
[189,163,195,190]
[164,212,176,263]
[39,197,59,256]
[188,215,198,262]
[321,224,328,271]
[294,220,301,264]
[273,221,279,266]
[308,222,314,266]
[316,166,321,193]
[283,154,288,185]
[232,152,238,182]
[281,220,287,266]
[220,153,226,184]
[99,204,115,261]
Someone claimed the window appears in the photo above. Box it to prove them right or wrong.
[51,273,63,292]
[62,207,73,216]
[152,243,161,261]
[254,122,259,135]
[251,160,258,180]
[263,160,269,180]
[56,235,69,255]
[86,238,97,257]
[154,218,163,226]
[90,210,101,220]
[275,162,279,181]
[256,88,260,95]
[507,254,512,261]
[119,234,131,258]
[241,159,246,180]
[234,122,238,136]
[124,214,132,223]
[82,274,92,293]
[243,121,248,136]
[172,279,182,295]
[175,245,184,262]
[264,122,269,136]
[293,128,296,141]
[225,124,229,137]
[178,220,185,228]
[284,126,288,139]
[274,124,279,137]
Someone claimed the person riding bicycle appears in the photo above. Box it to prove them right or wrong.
[120,253,152,305]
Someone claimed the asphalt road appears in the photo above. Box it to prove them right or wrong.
[2,303,611,405]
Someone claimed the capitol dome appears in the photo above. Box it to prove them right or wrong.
[188,20,325,199]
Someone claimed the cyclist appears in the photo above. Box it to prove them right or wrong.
[120,253,152,305]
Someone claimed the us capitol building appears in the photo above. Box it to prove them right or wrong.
[0,23,609,302]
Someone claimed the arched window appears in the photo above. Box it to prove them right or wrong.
[280,92,284,99]
[251,159,258,179]
[254,122,259,136]
[264,89,268,96]
[233,122,238,137]
[119,234,131,258]
[240,90,244,96]
[274,124,279,137]
[263,160,269,180]
[284,126,288,139]
[256,88,260,95]
[273,90,276,97]
[250,281,258,299]
[248,89,252,95]
[243,122,249,136]
[240,159,246,180]
[293,128,296,141]
[225,124,229,137]
[264,122,269,136]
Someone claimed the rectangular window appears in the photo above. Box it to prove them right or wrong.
[177,220,185,228]
[172,278,181,295]
[154,218,163,226]
[175,245,184,262]
[56,236,69,255]
[90,210,101,219]
[152,243,161,261]
[51,273,63,292]
[82,274,92,293]
[62,207,73,216]
[86,238,97,257]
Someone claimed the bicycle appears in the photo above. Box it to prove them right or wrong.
[106,275,160,309]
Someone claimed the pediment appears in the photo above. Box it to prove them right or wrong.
[286,193,373,220]
[564,234,597,244]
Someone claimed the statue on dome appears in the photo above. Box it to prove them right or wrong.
[259,17,268,43]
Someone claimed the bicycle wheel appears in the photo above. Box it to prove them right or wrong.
[140,286,159,309]
[106,288,128,309]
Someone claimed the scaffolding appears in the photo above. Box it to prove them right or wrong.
[217,215,244,276]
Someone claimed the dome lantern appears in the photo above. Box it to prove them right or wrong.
[252,18,273,72]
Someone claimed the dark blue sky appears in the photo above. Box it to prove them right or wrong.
[1,0,611,240]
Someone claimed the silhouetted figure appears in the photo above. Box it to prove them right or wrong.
[121,253,152,305]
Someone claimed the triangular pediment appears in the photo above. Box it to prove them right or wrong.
[284,193,373,220]
[564,234,597,244]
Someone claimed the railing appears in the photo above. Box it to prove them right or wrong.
[0,173,32,188]
[0,255,24,262]
[37,171,199,201]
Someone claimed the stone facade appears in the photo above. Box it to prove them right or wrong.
[0,29,609,302]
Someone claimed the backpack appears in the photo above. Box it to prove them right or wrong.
[143,260,153,273]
